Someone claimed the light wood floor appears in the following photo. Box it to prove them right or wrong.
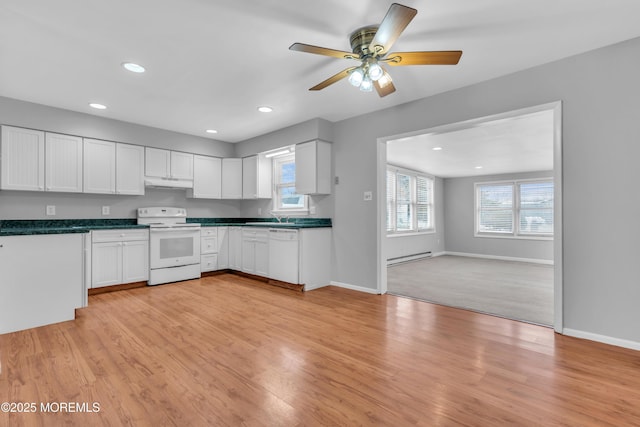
[1,273,639,426]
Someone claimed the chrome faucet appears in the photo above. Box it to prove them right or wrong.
[270,212,282,223]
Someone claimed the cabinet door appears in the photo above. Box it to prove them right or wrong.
[255,238,269,277]
[145,147,170,178]
[92,242,123,288]
[242,155,258,199]
[257,154,273,199]
[122,240,149,283]
[83,138,116,194]
[221,158,242,199]
[45,132,83,192]
[217,227,229,269]
[0,126,45,191]
[116,143,145,195]
[241,231,256,273]
[190,155,221,199]
[295,140,331,195]
[170,151,194,180]
[228,227,242,270]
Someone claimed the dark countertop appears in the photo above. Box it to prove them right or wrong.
[0,218,332,236]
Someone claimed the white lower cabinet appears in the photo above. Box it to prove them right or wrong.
[91,229,149,288]
[241,228,269,276]
[0,233,84,334]
[201,227,219,272]
[228,226,243,270]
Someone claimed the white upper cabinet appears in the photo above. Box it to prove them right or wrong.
[145,147,170,178]
[84,140,144,195]
[83,138,116,194]
[0,125,45,191]
[45,132,83,193]
[188,155,221,199]
[221,158,242,199]
[242,154,272,199]
[170,151,194,180]
[145,147,193,180]
[295,140,331,195]
[116,143,145,195]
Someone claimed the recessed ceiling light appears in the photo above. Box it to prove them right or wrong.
[89,103,107,110]
[206,129,218,134]
[122,62,146,73]
[257,106,273,113]
[432,147,443,151]
[475,166,483,169]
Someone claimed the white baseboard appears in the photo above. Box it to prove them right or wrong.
[562,328,640,351]
[304,282,329,291]
[330,281,380,294]
[444,251,554,265]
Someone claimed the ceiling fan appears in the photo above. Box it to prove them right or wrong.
[289,3,462,97]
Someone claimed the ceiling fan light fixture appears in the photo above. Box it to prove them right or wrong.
[367,61,383,81]
[359,76,373,92]
[348,67,365,87]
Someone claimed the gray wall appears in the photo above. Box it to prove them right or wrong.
[332,36,640,343]
[386,176,445,260]
[0,96,240,219]
[444,171,553,261]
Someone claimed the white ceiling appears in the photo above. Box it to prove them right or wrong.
[387,109,554,178]
[2,1,640,143]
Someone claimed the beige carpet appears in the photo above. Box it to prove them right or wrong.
[387,255,554,326]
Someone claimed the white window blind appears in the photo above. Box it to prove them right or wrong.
[519,181,554,235]
[478,184,513,233]
[396,173,412,231]
[476,179,553,238]
[386,166,435,234]
[416,176,433,230]
[386,170,396,232]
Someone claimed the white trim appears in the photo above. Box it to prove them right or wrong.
[444,251,554,265]
[387,252,432,266]
[304,282,329,291]
[563,328,640,352]
[387,230,436,238]
[330,280,381,294]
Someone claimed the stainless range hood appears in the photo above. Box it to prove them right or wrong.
[144,177,193,189]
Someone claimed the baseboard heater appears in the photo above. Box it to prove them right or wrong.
[387,251,432,266]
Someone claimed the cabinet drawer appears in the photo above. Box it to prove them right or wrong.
[201,236,218,254]
[92,229,149,243]
[201,254,218,272]
[201,227,218,238]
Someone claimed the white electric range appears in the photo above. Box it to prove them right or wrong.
[137,207,201,286]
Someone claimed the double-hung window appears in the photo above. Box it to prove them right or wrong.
[475,179,554,238]
[387,166,434,234]
[273,153,308,213]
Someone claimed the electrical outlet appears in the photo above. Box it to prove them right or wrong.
[102,206,110,216]
[364,191,373,201]
[46,205,56,216]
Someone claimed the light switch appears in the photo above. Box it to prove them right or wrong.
[364,191,373,201]
[46,205,56,216]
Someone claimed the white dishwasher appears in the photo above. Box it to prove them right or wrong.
[268,228,299,284]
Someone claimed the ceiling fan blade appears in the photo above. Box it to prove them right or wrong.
[289,43,359,60]
[309,67,358,91]
[374,70,396,97]
[369,3,417,56]
[384,51,463,66]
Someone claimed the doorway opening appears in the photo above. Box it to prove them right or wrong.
[376,102,563,330]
